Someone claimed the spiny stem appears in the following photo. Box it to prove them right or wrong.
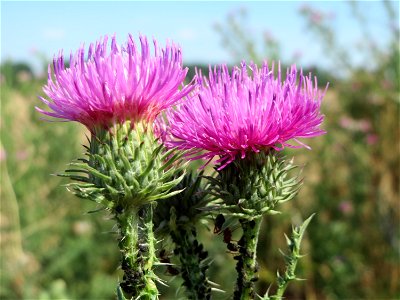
[117,205,158,299]
[171,225,211,300]
[234,217,263,300]
[259,215,314,300]
[270,214,314,300]
[117,209,142,296]
[144,204,156,272]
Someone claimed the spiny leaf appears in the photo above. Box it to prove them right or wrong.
[69,162,111,182]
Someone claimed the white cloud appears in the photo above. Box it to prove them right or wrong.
[177,28,197,41]
[42,28,65,40]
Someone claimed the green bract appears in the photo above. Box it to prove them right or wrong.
[206,151,301,219]
[62,121,186,214]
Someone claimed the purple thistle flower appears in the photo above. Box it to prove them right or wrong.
[37,35,193,132]
[161,62,327,169]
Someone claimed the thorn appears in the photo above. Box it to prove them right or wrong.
[295,277,306,281]
[207,280,221,287]
[284,233,291,246]
[211,287,226,293]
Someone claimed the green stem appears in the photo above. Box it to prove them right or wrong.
[234,217,263,300]
[270,214,315,300]
[117,205,158,300]
[171,225,211,300]
[144,204,157,273]
[273,281,289,299]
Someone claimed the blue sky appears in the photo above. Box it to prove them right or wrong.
[1,1,394,73]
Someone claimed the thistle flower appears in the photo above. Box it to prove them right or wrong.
[162,62,327,169]
[159,61,327,300]
[37,34,193,132]
[38,34,194,299]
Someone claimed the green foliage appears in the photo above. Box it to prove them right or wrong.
[0,59,34,89]
[298,3,399,299]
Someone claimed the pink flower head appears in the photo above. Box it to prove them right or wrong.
[37,35,193,132]
[162,62,327,169]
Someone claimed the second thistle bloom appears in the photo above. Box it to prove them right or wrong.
[162,62,327,169]
[37,35,193,132]
[160,61,327,300]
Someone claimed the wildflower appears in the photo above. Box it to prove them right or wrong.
[38,34,193,299]
[366,133,378,145]
[37,35,193,132]
[161,62,328,299]
[163,62,327,169]
[339,200,354,215]
[339,116,371,133]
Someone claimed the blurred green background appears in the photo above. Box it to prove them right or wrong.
[1,1,399,299]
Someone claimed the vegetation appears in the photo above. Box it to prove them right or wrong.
[1,2,398,299]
